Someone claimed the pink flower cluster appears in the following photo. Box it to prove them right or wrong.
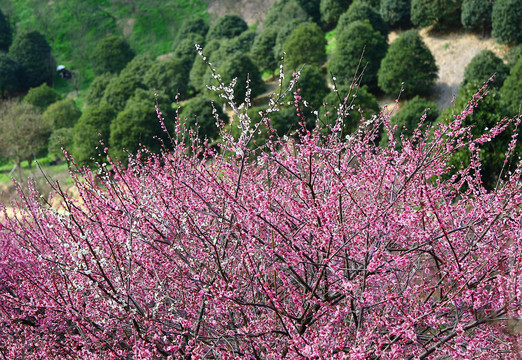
[0,82,521,359]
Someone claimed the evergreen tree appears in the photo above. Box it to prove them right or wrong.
[378,30,438,97]
[461,50,509,89]
[91,35,135,75]
[250,27,279,72]
[180,95,228,141]
[0,7,12,52]
[328,21,388,92]
[337,0,389,37]
[206,15,248,42]
[143,57,192,100]
[24,83,62,111]
[500,57,522,115]
[461,0,492,33]
[380,0,411,28]
[284,22,326,70]
[320,0,352,30]
[42,99,81,130]
[0,53,21,97]
[8,30,55,89]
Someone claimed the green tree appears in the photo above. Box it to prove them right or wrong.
[320,84,380,136]
[180,95,228,141]
[85,73,115,107]
[378,30,438,97]
[382,96,438,146]
[24,83,62,111]
[0,7,12,52]
[461,50,509,89]
[492,0,522,45]
[91,35,135,75]
[190,39,222,92]
[109,90,171,162]
[174,18,209,48]
[284,22,326,70]
[72,103,116,165]
[8,30,55,89]
[119,54,156,82]
[380,0,411,28]
[143,57,191,100]
[263,0,310,29]
[101,74,146,112]
[297,0,322,23]
[274,20,303,64]
[461,0,492,34]
[172,33,204,68]
[500,56,522,115]
[42,98,81,130]
[250,27,279,72]
[337,0,389,37]
[328,21,388,91]
[410,0,462,29]
[206,15,248,42]
[320,0,352,30]
[0,53,21,97]
[214,52,264,104]
[0,100,51,172]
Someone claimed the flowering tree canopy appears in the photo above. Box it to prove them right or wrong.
[0,62,521,359]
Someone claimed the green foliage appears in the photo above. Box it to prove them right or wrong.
[283,22,326,70]
[119,54,156,83]
[284,65,329,110]
[296,0,322,23]
[102,74,146,112]
[500,56,522,115]
[206,15,248,42]
[48,127,74,158]
[143,57,191,100]
[215,52,264,104]
[85,73,115,107]
[378,30,438,97]
[461,0,492,31]
[219,29,257,55]
[172,33,203,66]
[42,98,81,130]
[8,30,55,89]
[174,17,209,48]
[180,95,228,141]
[328,20,388,91]
[439,82,515,188]
[337,0,389,37]
[504,44,522,67]
[411,0,462,29]
[0,7,12,51]
[461,50,509,89]
[0,53,21,96]
[24,83,62,111]
[320,0,352,30]
[0,100,50,167]
[190,39,222,92]
[250,27,279,71]
[379,0,411,28]
[91,35,135,75]
[492,0,522,45]
[109,90,171,162]
[263,0,310,29]
[274,20,302,64]
[72,103,116,165]
[320,84,380,136]
[383,96,438,146]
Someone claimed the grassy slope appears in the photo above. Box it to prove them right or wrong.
[0,0,208,90]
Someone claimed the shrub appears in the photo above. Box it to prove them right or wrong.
[47,127,74,159]
[91,35,135,75]
[283,22,326,70]
[250,27,279,72]
[378,30,438,97]
[492,0,522,45]
[328,20,388,91]
[0,53,21,96]
[143,58,191,100]
[461,0,492,33]
[23,83,62,111]
[337,0,389,37]
[205,15,248,42]
[101,74,146,112]
[1,75,521,359]
[461,50,510,89]
[8,30,55,89]
[379,0,411,28]
[42,98,81,130]
[411,0,462,29]
[320,0,353,30]
[174,17,209,48]
[85,73,115,107]
[72,103,116,165]
[263,0,310,29]
[296,0,322,23]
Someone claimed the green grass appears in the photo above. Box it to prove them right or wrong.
[0,155,71,184]
[325,28,337,55]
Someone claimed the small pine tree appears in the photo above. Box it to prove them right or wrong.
[461,50,509,89]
